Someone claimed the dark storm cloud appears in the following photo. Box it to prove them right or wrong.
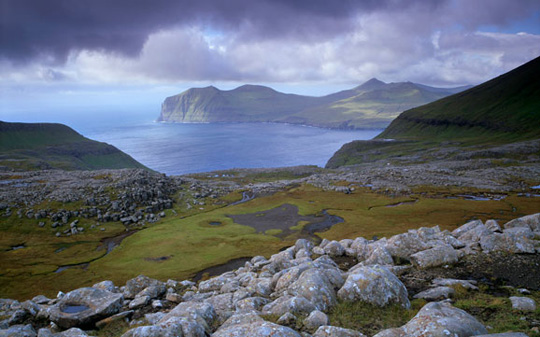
[0,0,443,64]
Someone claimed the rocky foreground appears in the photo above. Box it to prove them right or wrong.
[1,213,539,337]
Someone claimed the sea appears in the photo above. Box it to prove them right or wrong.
[80,121,381,176]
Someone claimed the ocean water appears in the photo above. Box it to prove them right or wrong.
[84,121,381,175]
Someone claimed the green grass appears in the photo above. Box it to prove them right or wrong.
[2,184,539,300]
[327,299,426,336]
[453,285,540,336]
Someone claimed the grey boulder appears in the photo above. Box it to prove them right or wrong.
[409,244,458,269]
[48,287,123,329]
[313,326,366,337]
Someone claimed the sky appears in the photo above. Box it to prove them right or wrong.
[1,0,540,126]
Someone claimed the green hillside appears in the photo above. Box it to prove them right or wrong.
[0,121,147,171]
[378,56,540,142]
[159,80,467,129]
[326,56,540,168]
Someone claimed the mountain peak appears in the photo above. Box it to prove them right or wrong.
[356,78,387,91]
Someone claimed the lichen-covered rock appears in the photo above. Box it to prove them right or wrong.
[212,312,301,337]
[235,297,270,312]
[504,213,540,233]
[198,274,234,293]
[262,296,316,317]
[459,224,492,244]
[413,287,454,301]
[48,287,123,329]
[372,328,408,337]
[362,246,394,266]
[324,241,345,257]
[402,301,487,337]
[123,275,164,299]
[485,219,502,233]
[303,310,329,331]
[289,268,338,311]
[509,296,537,311]
[0,324,36,337]
[313,325,366,337]
[92,281,116,293]
[38,327,90,337]
[159,301,215,333]
[409,244,458,269]
[385,232,429,259]
[432,278,478,290]
[337,265,410,309]
[472,333,529,337]
[452,220,483,238]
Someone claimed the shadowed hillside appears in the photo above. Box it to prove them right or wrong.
[0,121,147,171]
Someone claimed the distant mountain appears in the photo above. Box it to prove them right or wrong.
[158,80,468,129]
[0,121,147,171]
[377,56,540,141]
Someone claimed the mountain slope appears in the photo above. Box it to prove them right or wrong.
[377,56,540,141]
[0,121,147,171]
[158,80,467,129]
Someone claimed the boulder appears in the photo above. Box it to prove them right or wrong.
[123,275,164,299]
[0,324,36,337]
[472,333,529,337]
[92,281,116,293]
[504,213,540,232]
[485,219,502,233]
[303,310,329,331]
[159,301,216,334]
[509,296,537,311]
[409,244,458,269]
[362,246,394,266]
[372,328,408,337]
[262,296,316,317]
[313,326,366,337]
[459,224,492,244]
[48,287,123,329]
[413,287,454,301]
[235,297,270,312]
[432,278,478,290]
[337,265,410,309]
[324,241,345,257]
[288,268,338,311]
[452,220,483,238]
[385,232,429,259]
[276,312,297,327]
[402,301,487,336]
[212,312,301,337]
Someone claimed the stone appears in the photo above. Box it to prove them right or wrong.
[235,297,270,312]
[123,275,165,299]
[362,246,394,266]
[402,301,487,336]
[128,296,150,310]
[303,310,329,331]
[504,213,540,232]
[385,232,429,259]
[48,287,123,329]
[372,328,408,337]
[452,220,483,238]
[313,326,366,337]
[295,239,314,253]
[8,309,28,325]
[0,324,36,337]
[324,241,345,257]
[485,219,502,232]
[472,333,529,337]
[159,301,216,334]
[262,296,316,317]
[509,296,537,311]
[144,312,166,325]
[95,310,133,329]
[432,278,478,290]
[458,224,492,244]
[136,284,166,300]
[337,265,410,309]
[413,287,455,301]
[92,280,116,293]
[212,312,301,337]
[409,244,458,269]
[165,293,182,303]
[288,268,338,311]
[276,312,297,327]
[31,295,51,305]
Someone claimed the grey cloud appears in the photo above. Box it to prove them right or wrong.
[1,0,445,65]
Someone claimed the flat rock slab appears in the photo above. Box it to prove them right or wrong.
[48,287,123,329]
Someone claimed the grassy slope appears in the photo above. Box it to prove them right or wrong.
[327,57,540,168]
[159,81,465,129]
[378,56,540,142]
[0,121,147,171]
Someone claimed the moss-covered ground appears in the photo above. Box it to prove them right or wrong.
[1,183,539,300]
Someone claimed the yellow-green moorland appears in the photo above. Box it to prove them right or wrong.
[1,183,539,300]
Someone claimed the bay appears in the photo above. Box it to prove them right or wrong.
[85,122,381,176]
